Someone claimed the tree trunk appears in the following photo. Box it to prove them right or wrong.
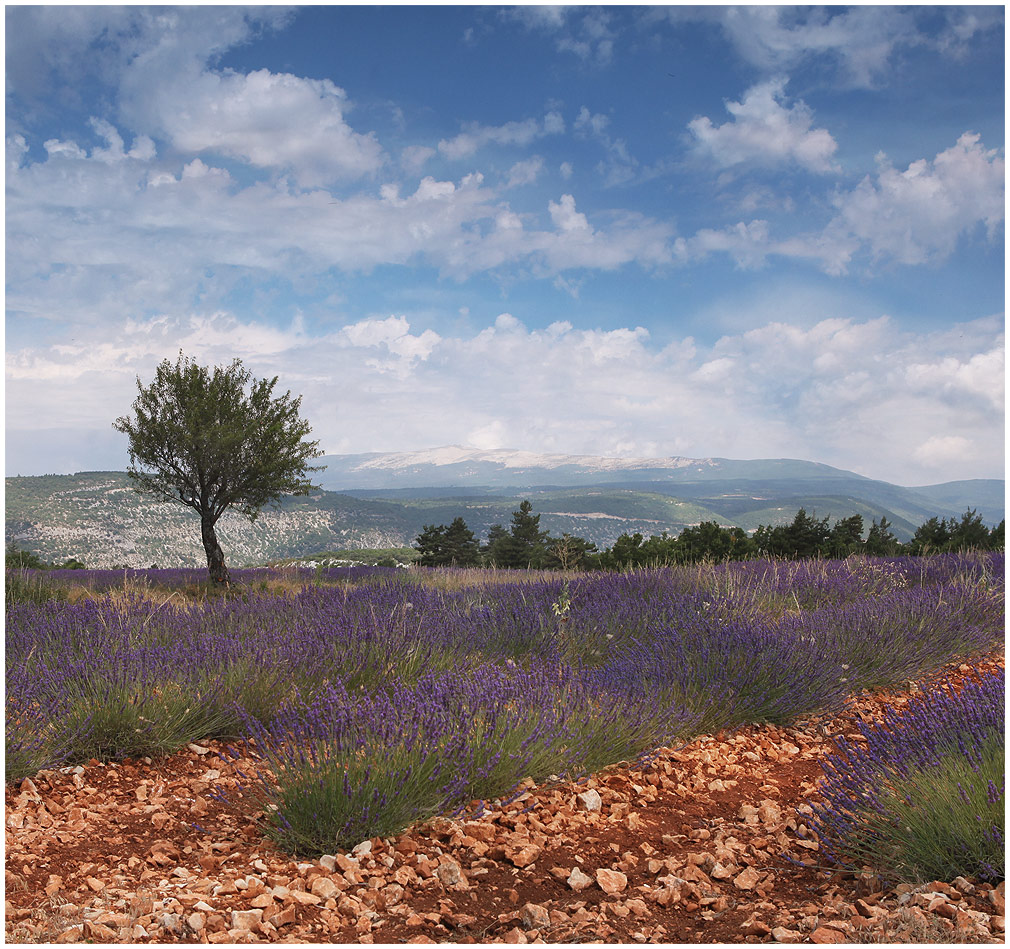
[201,515,230,585]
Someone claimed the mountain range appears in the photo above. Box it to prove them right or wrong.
[5,448,1004,568]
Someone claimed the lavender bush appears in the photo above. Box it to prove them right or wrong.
[808,667,1005,883]
[235,662,693,855]
[5,553,1003,858]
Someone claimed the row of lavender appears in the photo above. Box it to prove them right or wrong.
[6,553,1004,879]
[811,665,1004,884]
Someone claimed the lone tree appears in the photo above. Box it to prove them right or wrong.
[113,353,324,584]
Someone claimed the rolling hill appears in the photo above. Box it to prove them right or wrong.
[5,449,1003,568]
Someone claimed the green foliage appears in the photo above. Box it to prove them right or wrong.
[5,544,48,570]
[113,352,324,582]
[544,533,598,570]
[826,514,864,558]
[909,509,996,555]
[481,523,511,564]
[864,516,900,555]
[489,500,551,568]
[414,517,481,566]
[257,736,453,856]
[5,568,65,606]
[835,734,1004,885]
[909,516,950,554]
[756,508,832,559]
[947,509,992,551]
[58,681,235,764]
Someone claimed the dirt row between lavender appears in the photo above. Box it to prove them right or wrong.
[5,652,1005,945]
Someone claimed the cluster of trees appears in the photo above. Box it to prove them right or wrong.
[5,544,84,570]
[415,501,598,569]
[907,511,1004,555]
[415,504,1005,570]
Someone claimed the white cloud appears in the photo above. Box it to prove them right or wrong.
[438,113,561,160]
[43,139,88,160]
[937,7,1004,57]
[699,6,919,89]
[7,311,1003,485]
[548,194,590,233]
[676,220,773,270]
[824,132,1005,269]
[688,79,838,173]
[575,106,639,185]
[5,146,677,337]
[506,7,616,65]
[675,133,1004,275]
[21,8,381,187]
[665,7,999,89]
[137,68,384,186]
[401,145,436,175]
[912,435,974,471]
[505,157,544,188]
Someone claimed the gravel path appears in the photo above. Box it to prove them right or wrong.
[5,653,1004,944]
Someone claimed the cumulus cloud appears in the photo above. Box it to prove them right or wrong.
[7,310,1003,485]
[687,79,838,173]
[676,133,1004,274]
[14,7,382,187]
[5,144,677,336]
[131,67,384,186]
[823,132,1005,269]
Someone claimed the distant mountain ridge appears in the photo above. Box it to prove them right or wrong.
[4,449,1003,568]
[316,446,866,490]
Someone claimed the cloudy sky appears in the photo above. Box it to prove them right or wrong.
[5,5,1005,485]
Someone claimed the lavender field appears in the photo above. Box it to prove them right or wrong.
[6,553,1004,880]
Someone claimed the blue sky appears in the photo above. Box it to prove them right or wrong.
[5,5,1005,484]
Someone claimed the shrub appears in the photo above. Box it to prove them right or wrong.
[808,667,1004,884]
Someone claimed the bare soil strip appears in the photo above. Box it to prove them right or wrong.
[6,654,1005,944]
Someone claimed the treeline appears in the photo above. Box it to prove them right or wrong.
[5,545,85,570]
[414,503,1005,569]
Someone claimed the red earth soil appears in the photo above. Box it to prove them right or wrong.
[5,652,1005,944]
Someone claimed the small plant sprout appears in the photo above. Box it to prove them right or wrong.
[551,580,572,622]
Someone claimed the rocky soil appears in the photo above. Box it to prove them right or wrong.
[5,654,1005,945]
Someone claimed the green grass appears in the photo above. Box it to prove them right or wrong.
[842,735,1005,884]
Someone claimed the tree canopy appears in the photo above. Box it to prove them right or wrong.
[414,517,481,567]
[113,352,323,583]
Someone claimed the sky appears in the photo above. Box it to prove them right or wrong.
[5,4,1005,486]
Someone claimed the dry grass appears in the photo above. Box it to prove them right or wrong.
[849,907,991,944]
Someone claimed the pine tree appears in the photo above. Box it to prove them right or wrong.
[414,523,448,566]
[864,516,900,555]
[442,517,481,566]
[499,500,550,568]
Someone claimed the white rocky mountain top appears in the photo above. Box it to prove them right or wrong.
[346,446,717,472]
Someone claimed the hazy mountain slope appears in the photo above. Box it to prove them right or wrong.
[4,473,417,568]
[5,455,1003,568]
[909,480,1005,525]
[327,449,1002,530]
